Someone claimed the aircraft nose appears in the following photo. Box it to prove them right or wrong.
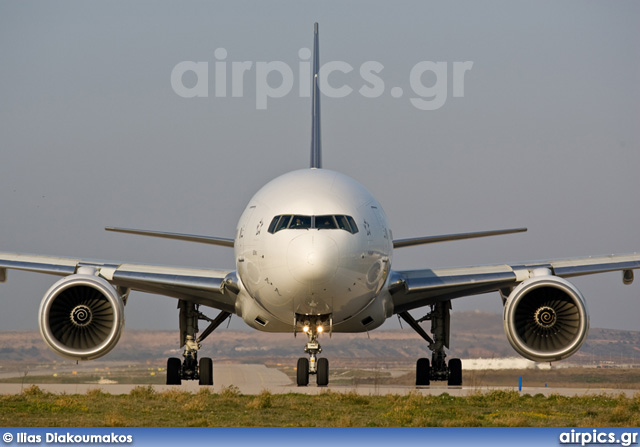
[287,232,339,284]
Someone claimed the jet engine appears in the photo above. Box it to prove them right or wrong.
[38,274,125,361]
[503,275,589,362]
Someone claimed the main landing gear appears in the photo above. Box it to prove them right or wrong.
[295,317,329,387]
[166,300,230,386]
[399,300,463,387]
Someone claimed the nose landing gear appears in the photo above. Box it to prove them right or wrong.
[295,316,330,387]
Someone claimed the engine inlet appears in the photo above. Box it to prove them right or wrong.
[503,275,589,362]
[39,274,125,360]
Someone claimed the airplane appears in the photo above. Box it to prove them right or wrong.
[1,23,639,387]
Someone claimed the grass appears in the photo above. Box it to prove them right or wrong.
[1,385,638,427]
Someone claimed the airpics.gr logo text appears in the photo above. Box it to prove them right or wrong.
[171,48,473,110]
[559,430,638,447]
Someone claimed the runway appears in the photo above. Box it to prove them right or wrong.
[0,364,636,397]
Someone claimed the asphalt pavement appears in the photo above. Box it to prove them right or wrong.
[0,364,636,396]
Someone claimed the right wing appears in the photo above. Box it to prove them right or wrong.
[388,252,639,363]
[105,227,235,248]
[389,252,640,313]
[0,252,237,312]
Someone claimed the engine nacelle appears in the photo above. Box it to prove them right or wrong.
[38,274,125,361]
[504,275,589,362]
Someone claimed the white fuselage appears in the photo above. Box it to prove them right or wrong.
[233,169,394,333]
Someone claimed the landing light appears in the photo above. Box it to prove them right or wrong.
[303,326,310,333]
[317,325,324,333]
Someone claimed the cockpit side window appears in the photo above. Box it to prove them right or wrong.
[335,215,351,232]
[269,215,292,233]
[346,216,359,234]
[268,216,281,233]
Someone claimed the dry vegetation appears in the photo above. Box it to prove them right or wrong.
[1,385,638,427]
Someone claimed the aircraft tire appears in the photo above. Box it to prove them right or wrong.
[296,357,309,386]
[199,357,213,386]
[317,357,329,387]
[167,357,182,385]
[447,358,462,386]
[416,358,430,386]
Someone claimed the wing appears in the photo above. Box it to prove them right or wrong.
[389,253,640,313]
[392,227,527,248]
[0,252,237,313]
[104,227,234,248]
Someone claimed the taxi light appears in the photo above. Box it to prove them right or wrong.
[317,325,324,333]
[303,326,310,333]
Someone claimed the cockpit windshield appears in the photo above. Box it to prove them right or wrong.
[267,215,359,234]
[290,215,312,229]
[315,215,337,229]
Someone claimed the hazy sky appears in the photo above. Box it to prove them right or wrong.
[0,1,638,336]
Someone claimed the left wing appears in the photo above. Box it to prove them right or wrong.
[0,252,237,312]
[389,253,640,313]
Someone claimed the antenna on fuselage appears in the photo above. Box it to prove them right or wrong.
[310,22,322,169]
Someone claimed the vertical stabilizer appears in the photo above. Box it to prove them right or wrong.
[310,23,322,169]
